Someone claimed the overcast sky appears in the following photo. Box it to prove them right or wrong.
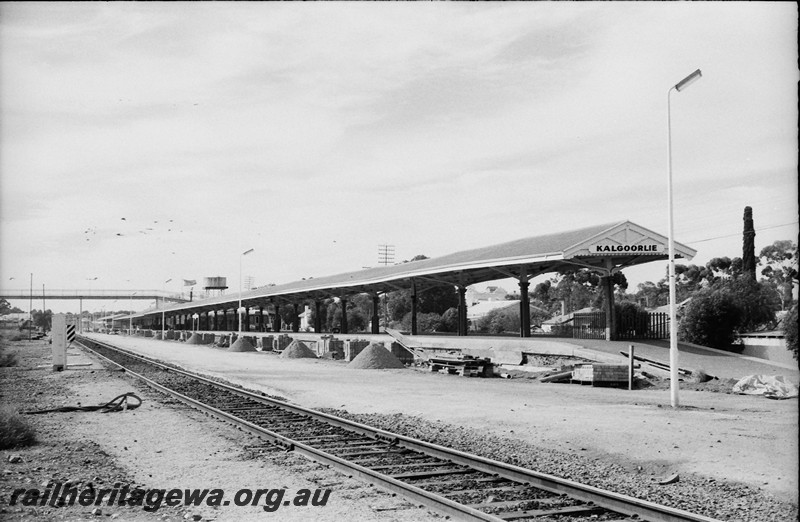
[1,2,797,313]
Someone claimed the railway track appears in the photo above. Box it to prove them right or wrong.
[76,335,720,522]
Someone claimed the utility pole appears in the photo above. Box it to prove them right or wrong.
[378,244,395,266]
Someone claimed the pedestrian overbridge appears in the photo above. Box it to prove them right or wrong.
[0,289,188,302]
[126,221,696,340]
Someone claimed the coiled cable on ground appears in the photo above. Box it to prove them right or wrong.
[22,392,142,414]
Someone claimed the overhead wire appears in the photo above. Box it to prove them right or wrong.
[683,221,799,245]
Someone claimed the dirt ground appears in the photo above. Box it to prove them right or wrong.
[0,339,435,521]
[87,334,799,505]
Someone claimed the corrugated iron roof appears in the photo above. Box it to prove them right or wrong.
[133,220,695,318]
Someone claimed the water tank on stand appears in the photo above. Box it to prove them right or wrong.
[203,277,228,298]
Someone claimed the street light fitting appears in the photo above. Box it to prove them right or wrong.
[242,248,254,256]
[674,69,702,92]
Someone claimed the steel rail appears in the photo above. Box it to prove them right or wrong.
[77,335,721,522]
[77,336,503,522]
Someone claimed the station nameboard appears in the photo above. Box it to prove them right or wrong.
[589,243,664,254]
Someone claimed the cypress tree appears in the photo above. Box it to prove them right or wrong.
[742,206,756,280]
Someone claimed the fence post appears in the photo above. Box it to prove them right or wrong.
[628,344,635,390]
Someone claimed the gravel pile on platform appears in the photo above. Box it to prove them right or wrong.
[185,333,203,345]
[279,340,317,359]
[316,408,797,522]
[227,336,256,352]
[348,343,405,369]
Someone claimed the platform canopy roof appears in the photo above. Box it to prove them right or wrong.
[136,220,696,317]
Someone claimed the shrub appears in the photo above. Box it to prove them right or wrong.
[399,312,443,333]
[679,288,742,348]
[725,277,776,332]
[0,346,16,367]
[0,407,36,450]
[439,308,459,333]
[476,307,520,335]
[785,306,798,361]
[614,301,650,337]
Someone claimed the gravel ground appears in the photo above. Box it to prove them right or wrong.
[0,338,438,521]
[317,409,799,521]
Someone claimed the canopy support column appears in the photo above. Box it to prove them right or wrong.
[293,303,300,332]
[314,300,322,333]
[411,282,418,335]
[604,259,617,341]
[371,294,380,334]
[340,296,348,334]
[457,286,467,336]
[519,280,531,338]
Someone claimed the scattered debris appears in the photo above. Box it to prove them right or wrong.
[618,351,707,379]
[540,370,573,383]
[732,375,798,399]
[427,354,491,377]
[658,473,680,485]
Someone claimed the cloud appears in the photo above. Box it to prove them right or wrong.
[1,3,796,296]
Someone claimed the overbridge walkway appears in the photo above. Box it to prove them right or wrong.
[0,289,188,302]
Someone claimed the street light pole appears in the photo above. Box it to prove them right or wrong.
[667,68,702,408]
[29,273,33,340]
[239,249,254,333]
[162,278,172,340]
[130,292,137,333]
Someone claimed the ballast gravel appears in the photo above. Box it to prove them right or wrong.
[318,409,799,522]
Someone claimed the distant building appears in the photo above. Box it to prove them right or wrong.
[541,307,594,333]
[466,285,509,305]
[0,312,29,328]
[467,300,520,331]
[649,298,692,314]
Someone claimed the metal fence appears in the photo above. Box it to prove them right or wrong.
[542,311,670,340]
